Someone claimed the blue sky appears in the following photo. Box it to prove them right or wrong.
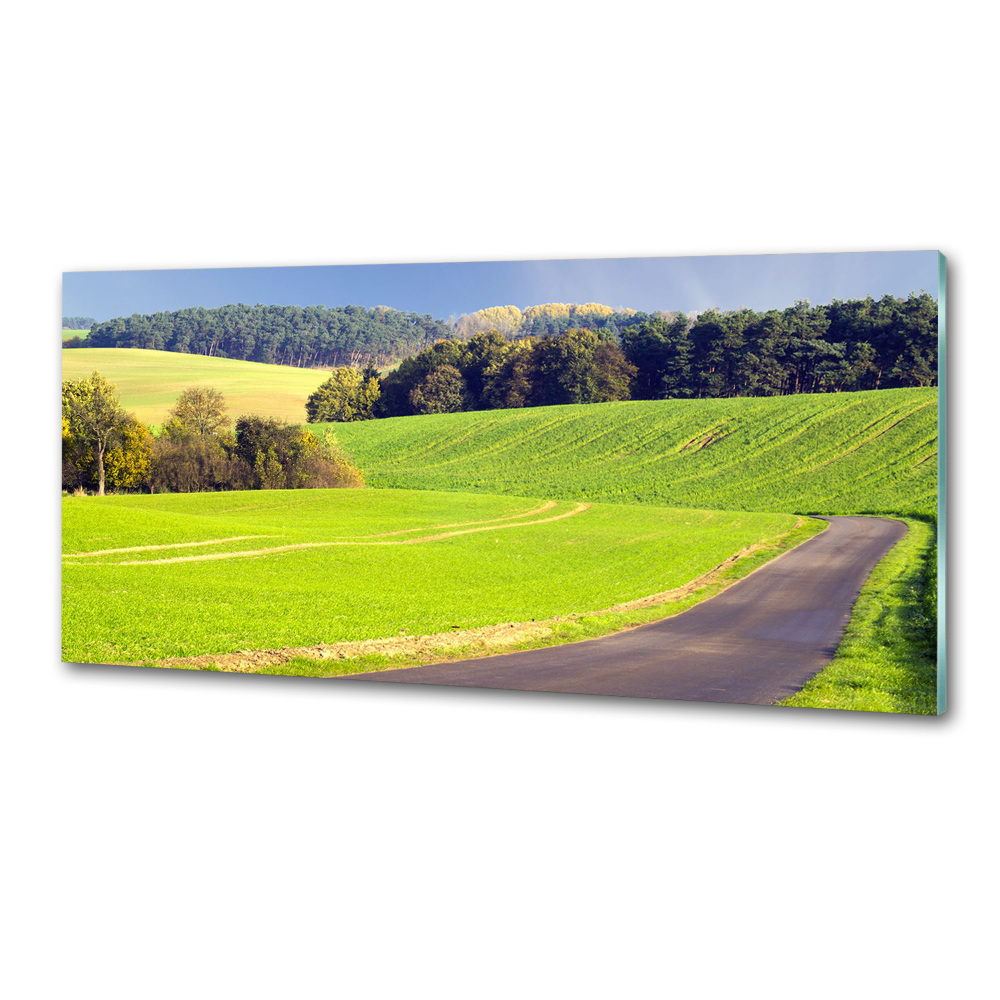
[63,251,941,322]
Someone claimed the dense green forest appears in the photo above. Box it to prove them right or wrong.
[62,316,95,329]
[372,329,636,417]
[621,293,937,399]
[84,304,453,366]
[306,293,938,420]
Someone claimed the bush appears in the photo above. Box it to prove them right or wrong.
[295,442,365,489]
[233,416,363,490]
[151,433,237,493]
[150,414,365,493]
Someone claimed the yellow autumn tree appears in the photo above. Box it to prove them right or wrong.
[105,417,155,491]
[570,303,616,322]
[522,303,572,324]
[455,305,523,338]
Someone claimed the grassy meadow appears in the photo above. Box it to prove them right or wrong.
[62,348,330,424]
[60,345,939,710]
[62,328,89,341]
[325,387,937,515]
[62,488,801,664]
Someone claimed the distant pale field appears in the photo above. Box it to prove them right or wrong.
[62,328,89,341]
[62,347,329,424]
[61,487,798,663]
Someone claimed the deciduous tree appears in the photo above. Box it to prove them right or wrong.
[408,365,468,414]
[168,386,230,436]
[105,417,155,490]
[305,366,381,422]
[62,371,127,495]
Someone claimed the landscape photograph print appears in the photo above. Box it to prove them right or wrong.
[61,252,944,714]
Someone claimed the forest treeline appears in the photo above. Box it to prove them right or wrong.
[62,373,363,495]
[77,304,453,367]
[62,316,95,329]
[305,293,938,421]
[65,302,648,362]
[620,292,938,398]
[70,293,937,407]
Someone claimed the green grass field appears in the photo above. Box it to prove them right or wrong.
[62,488,800,664]
[60,361,939,709]
[324,387,937,515]
[62,328,89,341]
[780,518,937,714]
[62,348,330,424]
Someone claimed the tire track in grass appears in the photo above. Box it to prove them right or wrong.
[63,535,272,558]
[106,502,593,565]
[650,399,933,504]
[425,414,575,468]
[64,501,556,560]
[355,500,557,538]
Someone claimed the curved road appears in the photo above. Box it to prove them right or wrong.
[342,516,907,705]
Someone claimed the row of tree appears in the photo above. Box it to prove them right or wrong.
[306,329,638,421]
[62,374,363,495]
[304,292,937,421]
[63,293,937,401]
[65,302,648,361]
[79,304,453,367]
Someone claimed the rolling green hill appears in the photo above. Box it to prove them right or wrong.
[325,388,938,515]
[62,348,329,424]
[62,328,89,341]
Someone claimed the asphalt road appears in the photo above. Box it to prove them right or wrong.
[343,516,907,705]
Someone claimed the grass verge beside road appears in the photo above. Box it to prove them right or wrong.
[779,518,938,714]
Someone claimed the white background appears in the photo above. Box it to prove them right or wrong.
[3,2,997,998]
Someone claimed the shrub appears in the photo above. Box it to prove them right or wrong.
[151,433,237,493]
[234,416,363,490]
